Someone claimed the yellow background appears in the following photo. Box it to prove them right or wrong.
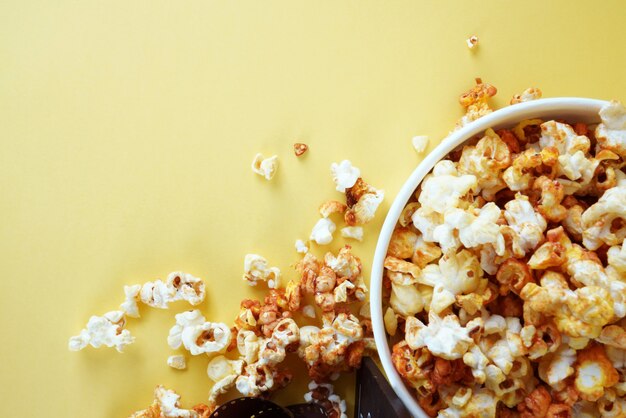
[2,1,626,416]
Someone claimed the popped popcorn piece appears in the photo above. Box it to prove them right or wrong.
[68,310,134,352]
[539,120,590,157]
[582,184,626,250]
[319,200,347,218]
[242,254,281,289]
[129,385,205,418]
[456,78,497,129]
[168,310,206,349]
[390,282,425,317]
[294,142,308,157]
[495,258,535,296]
[510,87,542,105]
[251,153,278,180]
[596,100,626,158]
[502,148,543,191]
[140,272,206,309]
[466,35,479,49]
[295,239,309,254]
[330,160,360,192]
[207,355,243,383]
[167,355,187,370]
[412,135,429,153]
[344,178,385,226]
[574,344,619,401]
[417,161,478,214]
[384,307,398,336]
[597,324,626,349]
[303,381,348,418]
[237,329,260,365]
[302,304,316,318]
[120,284,141,318]
[433,203,503,253]
[405,313,473,360]
[340,226,363,241]
[503,193,547,256]
[310,217,336,245]
[538,345,576,388]
[167,310,231,355]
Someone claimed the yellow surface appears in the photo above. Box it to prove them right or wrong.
[2,1,626,416]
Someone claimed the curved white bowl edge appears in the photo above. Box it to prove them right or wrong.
[369,97,609,418]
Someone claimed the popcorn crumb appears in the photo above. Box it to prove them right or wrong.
[341,226,364,241]
[412,135,429,153]
[331,160,360,192]
[243,254,281,289]
[251,153,278,180]
[167,355,187,370]
[302,305,316,318]
[466,35,479,49]
[294,143,308,157]
[295,239,309,254]
[310,217,336,245]
[510,87,543,105]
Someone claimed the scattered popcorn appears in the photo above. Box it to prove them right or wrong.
[140,272,206,309]
[302,304,316,318]
[510,87,542,105]
[243,254,281,289]
[466,35,479,49]
[68,310,134,352]
[319,200,347,218]
[330,160,360,192]
[340,226,363,241]
[304,381,348,418]
[129,385,207,418]
[294,142,308,157]
[596,100,626,158]
[167,310,231,355]
[167,355,187,370]
[575,344,619,401]
[251,153,278,180]
[310,217,336,245]
[412,135,429,153]
[295,239,309,254]
[120,284,141,318]
[344,178,385,226]
[456,78,497,129]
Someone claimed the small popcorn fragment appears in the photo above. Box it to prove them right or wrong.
[310,217,336,245]
[294,143,308,157]
[243,254,281,289]
[319,200,347,218]
[68,310,134,352]
[466,35,479,49]
[341,226,363,241]
[510,87,542,105]
[295,239,309,254]
[140,272,206,309]
[129,385,207,418]
[302,304,316,318]
[167,355,187,370]
[331,160,361,192]
[251,153,278,180]
[120,284,141,318]
[412,135,429,153]
[304,381,348,418]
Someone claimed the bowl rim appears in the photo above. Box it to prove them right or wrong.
[369,97,609,417]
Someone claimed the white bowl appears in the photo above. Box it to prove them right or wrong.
[369,97,609,417]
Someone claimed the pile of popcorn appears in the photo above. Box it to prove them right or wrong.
[69,160,383,418]
[385,85,626,417]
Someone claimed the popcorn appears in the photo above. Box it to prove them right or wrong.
[456,78,497,129]
[319,200,347,218]
[465,35,479,49]
[167,355,187,370]
[344,178,385,226]
[537,345,576,388]
[295,239,309,254]
[140,272,206,309]
[340,226,363,241]
[533,176,567,222]
[310,217,336,245]
[251,153,278,180]
[303,381,348,418]
[68,310,134,352]
[597,324,626,349]
[510,87,542,105]
[330,160,360,192]
[120,284,141,318]
[237,329,260,364]
[207,355,243,383]
[502,149,543,191]
[412,135,429,153]
[129,385,205,418]
[495,258,535,296]
[242,254,281,289]
[596,100,626,158]
[168,310,206,349]
[417,161,478,214]
[390,282,424,317]
[405,313,473,360]
[582,184,626,250]
[433,203,503,252]
[391,342,435,396]
[294,142,308,157]
[574,344,619,402]
[302,304,316,318]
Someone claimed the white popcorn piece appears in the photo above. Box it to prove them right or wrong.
[582,184,626,250]
[340,226,363,241]
[432,203,503,252]
[405,313,473,360]
[539,120,590,156]
[237,329,261,365]
[333,280,355,303]
[538,345,576,388]
[412,135,429,153]
[207,355,243,383]
[295,239,309,254]
[510,87,542,104]
[168,310,207,350]
[596,100,626,158]
[140,272,206,309]
[390,282,424,317]
[68,310,134,352]
[181,321,232,355]
[465,35,479,49]
[330,160,360,192]
[129,385,199,418]
[504,193,547,255]
[302,304,316,319]
[243,254,281,289]
[417,161,478,214]
[120,284,141,318]
[167,355,187,370]
[310,217,336,245]
[251,153,278,180]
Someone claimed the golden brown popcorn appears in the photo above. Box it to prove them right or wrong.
[496,258,535,296]
[344,177,385,226]
[319,200,347,218]
[574,344,619,401]
[533,176,567,222]
[513,118,544,145]
[521,323,562,360]
[528,241,566,269]
[595,101,626,159]
[391,341,435,396]
[399,201,421,227]
[387,227,418,259]
[294,142,308,157]
[597,324,626,349]
[503,149,543,191]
